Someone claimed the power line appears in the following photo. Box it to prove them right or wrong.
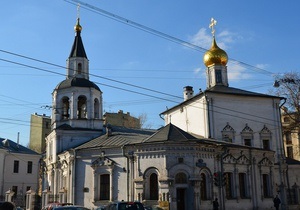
[66,0,275,76]
[0,49,182,100]
[0,52,281,126]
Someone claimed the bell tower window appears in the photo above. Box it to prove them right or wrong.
[78,96,87,119]
[78,63,82,74]
[94,98,100,118]
[216,70,222,84]
[62,97,70,119]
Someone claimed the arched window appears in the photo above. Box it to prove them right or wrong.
[149,173,158,200]
[94,98,99,118]
[200,173,207,200]
[262,174,271,197]
[62,97,70,119]
[238,173,248,198]
[224,172,234,199]
[175,172,187,184]
[78,63,82,74]
[77,96,87,119]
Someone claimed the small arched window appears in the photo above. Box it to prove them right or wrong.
[175,172,187,184]
[78,63,82,74]
[149,173,158,200]
[62,97,70,119]
[200,173,207,200]
[94,98,100,118]
[77,96,87,119]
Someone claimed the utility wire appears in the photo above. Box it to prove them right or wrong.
[0,52,281,125]
[0,56,283,131]
[0,57,181,104]
[66,0,274,76]
[0,49,182,100]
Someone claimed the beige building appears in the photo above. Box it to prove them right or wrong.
[0,138,40,207]
[104,110,141,129]
[281,108,300,161]
[29,113,51,154]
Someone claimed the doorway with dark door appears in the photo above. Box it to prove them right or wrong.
[177,188,186,210]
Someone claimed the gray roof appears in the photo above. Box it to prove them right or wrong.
[76,126,156,150]
[161,85,284,115]
[75,124,273,152]
[206,86,284,98]
[0,138,39,155]
[69,30,87,58]
[285,157,300,165]
[143,123,197,143]
[55,77,100,91]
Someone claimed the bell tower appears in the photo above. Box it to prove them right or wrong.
[45,10,104,199]
[203,18,229,88]
[51,17,103,131]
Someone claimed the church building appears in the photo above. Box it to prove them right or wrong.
[42,17,300,210]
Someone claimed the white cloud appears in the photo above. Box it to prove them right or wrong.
[255,63,269,70]
[189,27,236,50]
[227,62,252,81]
[188,28,211,49]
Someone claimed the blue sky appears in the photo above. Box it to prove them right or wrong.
[0,0,299,146]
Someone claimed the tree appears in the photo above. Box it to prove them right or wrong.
[138,113,153,129]
[273,71,300,132]
[273,71,300,160]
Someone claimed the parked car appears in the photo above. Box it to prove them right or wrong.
[105,201,145,210]
[52,206,90,210]
[95,206,106,210]
[0,201,16,210]
[41,203,73,210]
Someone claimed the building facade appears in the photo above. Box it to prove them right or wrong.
[29,113,51,154]
[104,110,141,129]
[0,138,41,207]
[281,108,300,161]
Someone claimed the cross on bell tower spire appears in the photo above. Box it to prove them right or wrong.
[209,18,217,37]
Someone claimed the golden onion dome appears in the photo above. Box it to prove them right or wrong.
[74,18,82,32]
[203,37,228,67]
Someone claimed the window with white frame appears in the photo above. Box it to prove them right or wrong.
[144,168,159,201]
[222,123,235,143]
[224,172,234,199]
[241,124,253,147]
[260,125,272,150]
[238,173,248,198]
[99,174,110,200]
[149,173,158,200]
[262,174,271,197]
[200,172,211,200]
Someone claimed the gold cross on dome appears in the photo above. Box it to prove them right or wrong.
[209,18,217,36]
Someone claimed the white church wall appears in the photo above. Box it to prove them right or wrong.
[164,97,208,137]
[208,93,281,150]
